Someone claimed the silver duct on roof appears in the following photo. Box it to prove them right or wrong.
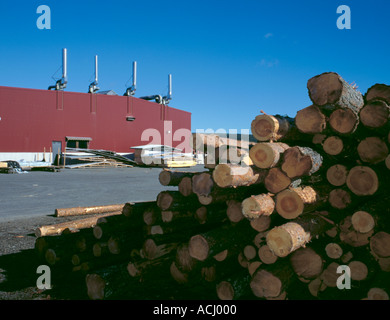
[88,55,100,93]
[48,48,68,91]
[124,61,137,96]
[139,73,173,105]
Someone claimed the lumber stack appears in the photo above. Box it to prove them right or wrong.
[34,72,390,300]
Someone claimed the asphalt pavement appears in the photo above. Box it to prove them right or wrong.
[0,165,204,222]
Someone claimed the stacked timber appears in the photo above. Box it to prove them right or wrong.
[34,73,390,300]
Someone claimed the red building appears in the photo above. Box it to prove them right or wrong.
[0,86,191,162]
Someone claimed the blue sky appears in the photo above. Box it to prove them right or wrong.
[0,0,389,132]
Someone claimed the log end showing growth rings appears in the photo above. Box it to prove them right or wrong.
[275,189,304,220]
[346,166,379,196]
[329,109,358,134]
[307,72,343,106]
[216,281,235,300]
[266,222,310,258]
[295,105,326,134]
[242,194,275,220]
[251,114,279,141]
[360,99,390,129]
[189,235,209,261]
[86,274,105,300]
[250,269,283,298]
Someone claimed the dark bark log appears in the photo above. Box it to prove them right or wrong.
[365,83,390,105]
[158,169,196,186]
[85,263,135,300]
[156,191,198,211]
[289,247,323,280]
[295,105,327,134]
[357,137,389,165]
[216,270,252,300]
[188,220,254,262]
[250,260,294,299]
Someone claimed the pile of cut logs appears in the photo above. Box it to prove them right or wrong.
[34,72,390,300]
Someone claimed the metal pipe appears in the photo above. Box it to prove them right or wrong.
[88,54,99,93]
[132,61,137,89]
[94,55,98,83]
[168,74,172,97]
[124,61,137,96]
[62,48,67,81]
[162,74,172,104]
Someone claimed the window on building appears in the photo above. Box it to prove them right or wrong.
[65,137,92,149]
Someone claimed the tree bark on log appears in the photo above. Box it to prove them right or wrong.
[249,142,289,169]
[158,169,196,186]
[216,270,252,300]
[188,221,253,262]
[212,164,267,188]
[250,261,294,299]
[289,247,323,280]
[107,229,145,255]
[36,211,121,237]
[55,204,125,217]
[156,191,198,211]
[92,214,140,241]
[307,72,364,134]
[266,212,334,257]
[281,146,323,178]
[197,183,267,206]
[264,167,291,194]
[275,185,328,220]
[122,201,158,220]
[85,263,135,300]
[194,205,228,225]
[241,193,275,220]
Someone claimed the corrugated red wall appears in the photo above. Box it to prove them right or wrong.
[0,86,191,154]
